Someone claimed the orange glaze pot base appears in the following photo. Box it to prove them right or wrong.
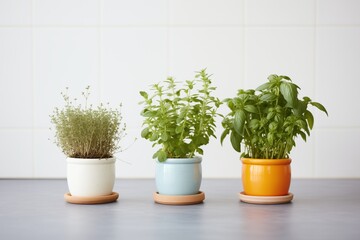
[241,158,291,196]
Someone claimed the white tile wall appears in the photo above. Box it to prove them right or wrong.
[316,27,360,128]
[114,130,156,178]
[0,0,359,179]
[244,27,315,95]
[0,28,33,128]
[202,127,244,178]
[169,0,244,25]
[102,0,167,25]
[317,0,360,25]
[101,27,168,129]
[33,0,99,26]
[168,27,244,99]
[315,129,360,178]
[33,27,100,128]
[0,0,32,25]
[33,129,65,178]
[0,130,33,177]
[290,134,316,178]
[246,0,315,25]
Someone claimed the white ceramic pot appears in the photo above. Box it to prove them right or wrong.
[67,157,116,197]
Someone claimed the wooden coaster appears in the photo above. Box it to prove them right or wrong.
[154,191,205,205]
[239,192,293,205]
[64,192,119,204]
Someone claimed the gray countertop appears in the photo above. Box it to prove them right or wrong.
[1,179,359,239]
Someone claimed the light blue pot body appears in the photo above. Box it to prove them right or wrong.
[155,156,202,195]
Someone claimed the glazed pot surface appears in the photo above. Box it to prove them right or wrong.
[67,157,116,197]
[156,157,202,195]
[241,158,291,196]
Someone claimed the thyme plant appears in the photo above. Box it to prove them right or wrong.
[50,86,126,159]
[139,69,221,162]
[221,74,328,159]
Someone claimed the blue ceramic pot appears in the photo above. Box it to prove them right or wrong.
[155,157,202,195]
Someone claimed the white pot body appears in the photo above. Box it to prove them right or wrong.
[67,157,116,197]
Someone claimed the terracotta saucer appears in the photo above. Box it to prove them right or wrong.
[64,192,119,204]
[154,191,205,205]
[239,192,293,205]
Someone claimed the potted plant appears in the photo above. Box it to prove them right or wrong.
[50,86,126,204]
[139,69,221,205]
[221,74,328,204]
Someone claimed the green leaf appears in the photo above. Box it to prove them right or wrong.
[268,74,278,82]
[161,132,168,141]
[260,93,276,102]
[175,125,183,134]
[280,75,291,81]
[139,91,148,99]
[230,131,242,152]
[179,106,188,119]
[222,98,232,103]
[303,124,310,136]
[269,122,278,132]
[303,96,311,102]
[267,111,276,120]
[310,102,328,116]
[227,100,235,110]
[158,150,167,162]
[141,109,156,117]
[220,129,230,145]
[285,138,295,154]
[280,82,298,107]
[296,119,307,129]
[244,105,258,114]
[152,149,160,159]
[255,82,271,91]
[293,100,307,116]
[304,110,314,129]
[249,119,259,131]
[176,117,182,124]
[234,110,246,135]
[150,132,158,141]
[299,131,307,142]
[267,133,274,145]
[285,126,293,133]
[141,127,150,138]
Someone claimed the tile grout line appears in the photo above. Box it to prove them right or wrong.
[4,125,359,131]
[98,0,103,102]
[242,0,247,87]
[31,0,36,178]
[166,0,170,76]
[312,0,318,178]
[1,24,360,28]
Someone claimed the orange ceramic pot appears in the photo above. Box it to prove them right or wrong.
[241,158,291,196]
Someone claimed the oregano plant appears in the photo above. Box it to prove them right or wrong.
[221,74,328,159]
[139,69,221,162]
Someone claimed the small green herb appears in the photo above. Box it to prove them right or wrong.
[221,74,328,159]
[50,86,126,159]
[139,69,221,162]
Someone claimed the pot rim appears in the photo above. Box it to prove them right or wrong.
[67,157,116,164]
[241,158,291,165]
[156,156,202,164]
